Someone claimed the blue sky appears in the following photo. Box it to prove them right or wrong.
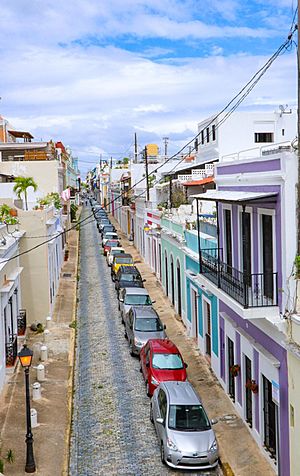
[0,0,297,175]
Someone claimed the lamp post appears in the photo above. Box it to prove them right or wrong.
[18,344,36,473]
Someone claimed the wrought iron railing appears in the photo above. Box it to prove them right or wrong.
[17,309,27,336]
[5,335,18,367]
[200,248,278,308]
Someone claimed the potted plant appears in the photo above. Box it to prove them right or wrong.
[245,379,259,394]
[230,364,240,377]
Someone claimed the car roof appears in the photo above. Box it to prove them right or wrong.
[111,248,125,252]
[124,288,149,295]
[162,381,201,406]
[132,306,158,318]
[148,339,179,354]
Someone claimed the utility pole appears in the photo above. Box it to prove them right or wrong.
[134,133,138,163]
[110,156,113,168]
[169,175,172,209]
[144,146,150,201]
[297,1,300,256]
[163,137,169,161]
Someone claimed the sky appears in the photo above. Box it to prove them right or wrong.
[0,0,297,176]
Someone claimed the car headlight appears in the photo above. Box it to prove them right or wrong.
[209,439,218,453]
[167,438,178,451]
[134,338,143,347]
[151,376,159,386]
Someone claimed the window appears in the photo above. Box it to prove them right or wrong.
[201,130,204,145]
[206,127,210,143]
[158,390,167,420]
[134,318,163,332]
[282,129,285,136]
[168,405,210,431]
[212,124,216,141]
[124,294,152,305]
[152,353,184,370]
[254,132,274,143]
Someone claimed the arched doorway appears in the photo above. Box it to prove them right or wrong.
[171,256,175,306]
[177,261,182,316]
[165,251,169,296]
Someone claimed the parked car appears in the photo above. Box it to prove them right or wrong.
[114,265,144,296]
[111,254,134,277]
[107,247,125,266]
[124,306,166,356]
[140,339,187,397]
[102,232,119,247]
[103,239,121,256]
[101,224,116,236]
[119,287,153,323]
[151,381,218,470]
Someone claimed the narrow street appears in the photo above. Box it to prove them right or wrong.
[69,205,221,476]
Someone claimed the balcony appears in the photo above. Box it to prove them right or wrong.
[5,335,18,367]
[201,248,278,308]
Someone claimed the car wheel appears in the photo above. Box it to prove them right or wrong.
[150,405,154,424]
[130,342,135,357]
[146,381,151,398]
[124,330,128,339]
[121,313,124,325]
[160,442,166,465]
[139,360,142,373]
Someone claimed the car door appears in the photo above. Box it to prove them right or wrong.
[141,344,150,380]
[119,289,125,316]
[145,347,151,383]
[124,307,131,333]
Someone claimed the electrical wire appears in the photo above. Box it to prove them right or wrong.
[0,27,297,263]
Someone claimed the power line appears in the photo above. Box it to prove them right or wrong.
[0,28,296,264]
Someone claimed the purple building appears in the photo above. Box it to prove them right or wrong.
[192,145,297,476]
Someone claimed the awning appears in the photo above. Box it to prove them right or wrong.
[7,130,33,139]
[183,176,214,186]
[191,190,278,204]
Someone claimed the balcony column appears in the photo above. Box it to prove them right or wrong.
[242,204,248,308]
[196,199,202,273]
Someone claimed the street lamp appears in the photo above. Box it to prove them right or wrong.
[18,344,36,473]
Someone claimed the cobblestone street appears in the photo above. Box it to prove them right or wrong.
[69,206,221,476]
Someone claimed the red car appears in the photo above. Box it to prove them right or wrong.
[140,339,187,397]
[103,240,120,256]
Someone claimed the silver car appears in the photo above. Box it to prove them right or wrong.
[151,381,219,470]
[119,288,154,323]
[124,306,166,356]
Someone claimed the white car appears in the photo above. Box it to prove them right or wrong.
[107,247,125,266]
[102,232,119,247]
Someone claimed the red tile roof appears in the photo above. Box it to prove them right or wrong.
[183,176,214,186]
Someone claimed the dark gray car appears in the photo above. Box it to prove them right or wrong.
[124,306,166,356]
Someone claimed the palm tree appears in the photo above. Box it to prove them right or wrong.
[13,176,38,211]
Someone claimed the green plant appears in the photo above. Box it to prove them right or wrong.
[69,320,77,329]
[0,458,4,472]
[71,203,78,222]
[171,188,188,208]
[13,176,38,211]
[36,323,44,334]
[47,192,62,210]
[295,255,300,278]
[0,204,11,220]
[6,448,14,464]
[4,216,19,225]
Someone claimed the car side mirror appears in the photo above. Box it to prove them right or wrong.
[146,362,150,368]
[119,298,124,303]
[211,418,218,425]
[156,417,164,425]
[184,362,188,368]
[142,279,146,282]
[164,325,167,329]
[152,300,156,304]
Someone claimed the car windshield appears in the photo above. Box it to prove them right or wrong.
[106,241,119,247]
[152,353,183,370]
[168,405,210,432]
[111,250,124,255]
[134,318,163,332]
[125,295,152,305]
[120,273,140,282]
[117,258,133,264]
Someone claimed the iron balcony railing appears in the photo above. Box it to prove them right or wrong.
[17,309,27,336]
[201,248,278,308]
[5,335,18,367]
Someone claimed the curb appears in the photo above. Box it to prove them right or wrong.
[62,218,81,476]
[219,461,235,476]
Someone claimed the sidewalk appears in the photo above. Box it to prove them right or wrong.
[111,217,276,476]
[0,227,79,476]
